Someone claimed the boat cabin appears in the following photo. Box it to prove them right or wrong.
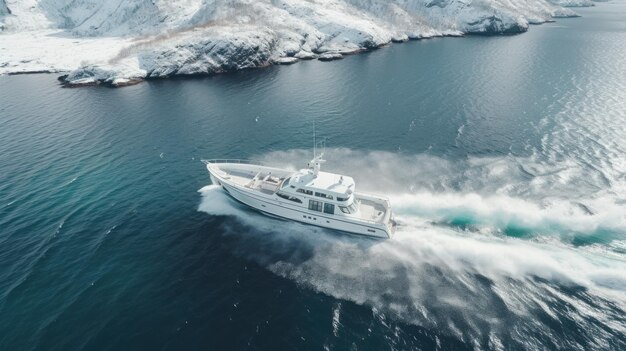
[276,168,361,215]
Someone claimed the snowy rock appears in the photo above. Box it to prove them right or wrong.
[391,34,410,43]
[61,63,145,87]
[140,27,276,78]
[294,51,317,60]
[273,57,299,65]
[465,15,529,35]
[61,66,118,87]
[318,52,344,61]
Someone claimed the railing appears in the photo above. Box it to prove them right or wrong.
[354,192,391,204]
[201,159,255,165]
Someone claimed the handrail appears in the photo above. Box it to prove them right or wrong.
[201,159,255,165]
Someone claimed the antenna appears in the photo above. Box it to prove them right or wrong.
[309,120,326,176]
[313,120,316,159]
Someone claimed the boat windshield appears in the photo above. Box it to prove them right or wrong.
[282,177,291,189]
[348,201,359,213]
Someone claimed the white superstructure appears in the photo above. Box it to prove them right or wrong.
[202,152,396,239]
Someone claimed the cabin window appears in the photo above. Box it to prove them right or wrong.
[337,196,349,202]
[276,192,302,203]
[308,200,323,212]
[315,192,333,200]
[323,203,335,214]
[282,177,291,189]
[297,188,313,195]
[339,206,350,214]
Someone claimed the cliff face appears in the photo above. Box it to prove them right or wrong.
[0,0,587,86]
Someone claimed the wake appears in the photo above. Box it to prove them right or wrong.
[197,149,626,349]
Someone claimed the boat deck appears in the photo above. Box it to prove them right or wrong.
[357,198,388,223]
[227,173,254,186]
[212,166,284,195]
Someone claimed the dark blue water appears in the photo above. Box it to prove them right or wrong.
[2,3,626,350]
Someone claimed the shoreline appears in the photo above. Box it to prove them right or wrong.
[0,2,593,88]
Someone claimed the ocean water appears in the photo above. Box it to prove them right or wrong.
[1,2,626,350]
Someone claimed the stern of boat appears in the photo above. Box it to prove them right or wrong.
[384,202,397,238]
[387,212,397,237]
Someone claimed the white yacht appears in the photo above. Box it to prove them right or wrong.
[202,151,396,239]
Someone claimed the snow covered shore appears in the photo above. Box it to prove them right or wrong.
[0,0,589,87]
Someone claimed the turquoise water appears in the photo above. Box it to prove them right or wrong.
[1,2,626,350]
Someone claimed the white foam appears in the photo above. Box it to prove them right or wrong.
[393,191,626,235]
[197,185,242,217]
[332,302,341,337]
